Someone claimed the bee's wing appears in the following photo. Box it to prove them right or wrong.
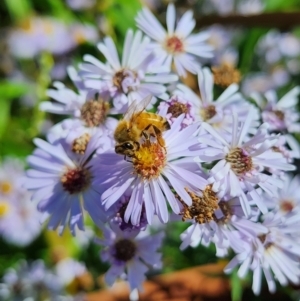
[123,95,153,122]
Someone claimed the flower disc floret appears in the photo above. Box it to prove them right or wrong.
[279,199,294,213]
[0,201,10,217]
[180,185,219,224]
[167,101,189,118]
[80,98,110,127]
[200,105,217,121]
[133,142,166,180]
[0,181,12,194]
[225,147,253,175]
[61,167,91,194]
[112,69,138,93]
[72,133,91,154]
[165,35,184,53]
[114,239,137,262]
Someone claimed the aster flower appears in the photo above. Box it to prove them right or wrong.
[157,94,195,129]
[79,29,177,113]
[97,115,208,225]
[25,131,108,235]
[40,68,117,134]
[0,260,63,301]
[265,174,300,218]
[196,108,295,216]
[175,67,256,136]
[0,194,42,247]
[55,258,92,296]
[135,3,213,77]
[251,87,300,133]
[179,184,265,257]
[0,158,42,246]
[95,221,164,291]
[224,212,300,295]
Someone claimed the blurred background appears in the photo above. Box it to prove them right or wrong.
[1,0,300,300]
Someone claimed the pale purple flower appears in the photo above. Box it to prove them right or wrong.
[40,68,117,134]
[157,94,195,129]
[95,222,164,290]
[135,3,213,77]
[97,115,208,225]
[196,108,295,216]
[179,186,264,257]
[251,87,300,133]
[8,17,82,58]
[265,174,300,218]
[0,158,42,246]
[0,260,63,300]
[224,212,300,295]
[25,132,108,235]
[0,194,42,247]
[204,25,239,66]
[79,29,177,113]
[55,258,87,287]
[175,67,257,136]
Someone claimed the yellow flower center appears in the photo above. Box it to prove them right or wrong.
[132,141,166,180]
[212,63,241,88]
[0,201,10,218]
[0,181,12,194]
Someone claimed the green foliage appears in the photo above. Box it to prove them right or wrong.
[4,0,31,21]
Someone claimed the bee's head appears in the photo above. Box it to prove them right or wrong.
[115,141,139,157]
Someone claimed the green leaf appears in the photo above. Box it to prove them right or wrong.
[4,0,31,21]
[231,269,243,301]
[0,99,11,139]
[238,28,268,74]
[0,81,29,99]
[265,0,300,11]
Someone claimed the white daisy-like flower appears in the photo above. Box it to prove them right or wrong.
[97,115,208,225]
[251,86,300,133]
[179,185,265,257]
[40,68,117,134]
[135,3,214,77]
[157,94,195,130]
[224,212,300,295]
[265,174,300,218]
[196,108,295,216]
[175,67,257,136]
[79,29,178,113]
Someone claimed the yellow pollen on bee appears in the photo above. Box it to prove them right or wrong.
[0,201,10,218]
[0,181,12,195]
[165,35,184,54]
[132,141,166,180]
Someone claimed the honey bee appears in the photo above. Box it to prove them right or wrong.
[114,95,170,157]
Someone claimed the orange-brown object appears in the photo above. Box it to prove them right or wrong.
[85,263,230,301]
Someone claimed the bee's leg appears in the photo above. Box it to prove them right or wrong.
[124,156,133,163]
[152,125,165,148]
